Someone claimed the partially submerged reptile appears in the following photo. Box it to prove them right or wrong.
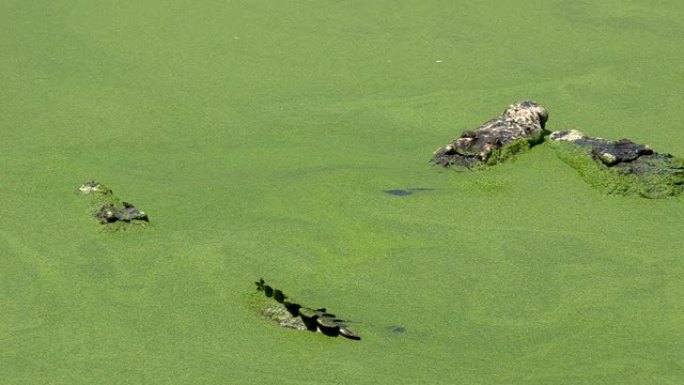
[254,278,360,340]
[432,100,549,168]
[94,201,148,224]
[78,181,149,228]
[549,130,684,198]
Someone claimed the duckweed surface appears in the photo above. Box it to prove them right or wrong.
[2,1,683,384]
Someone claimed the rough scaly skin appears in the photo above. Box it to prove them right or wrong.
[432,100,549,168]
[549,130,684,198]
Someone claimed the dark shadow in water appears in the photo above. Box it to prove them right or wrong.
[383,188,435,197]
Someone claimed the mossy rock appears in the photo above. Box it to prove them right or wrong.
[549,130,684,198]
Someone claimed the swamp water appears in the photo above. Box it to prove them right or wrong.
[1,1,683,384]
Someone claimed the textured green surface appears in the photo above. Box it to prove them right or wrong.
[549,140,684,198]
[2,1,684,384]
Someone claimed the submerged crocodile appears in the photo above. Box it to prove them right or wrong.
[94,201,149,224]
[254,278,360,340]
[432,100,549,168]
[549,130,684,198]
[78,181,149,229]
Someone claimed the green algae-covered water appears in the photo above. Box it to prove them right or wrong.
[2,1,683,384]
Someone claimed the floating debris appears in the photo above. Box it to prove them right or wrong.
[549,130,684,198]
[432,100,548,168]
[78,181,149,229]
[254,278,360,340]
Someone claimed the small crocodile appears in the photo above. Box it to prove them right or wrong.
[78,181,150,228]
